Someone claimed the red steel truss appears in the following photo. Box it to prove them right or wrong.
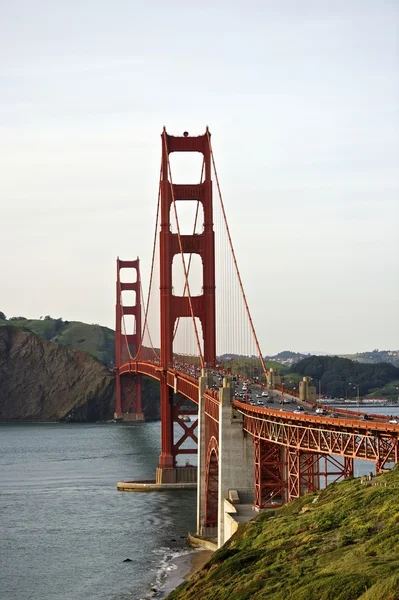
[253,440,354,508]
[236,402,399,473]
[115,259,142,419]
[172,393,198,457]
[286,450,320,501]
[158,130,216,470]
[254,439,286,508]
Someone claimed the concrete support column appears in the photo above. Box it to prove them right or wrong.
[267,367,281,389]
[299,376,316,402]
[218,378,254,548]
[196,369,211,536]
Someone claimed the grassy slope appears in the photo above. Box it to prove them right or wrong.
[0,318,114,365]
[168,468,399,600]
[365,379,399,400]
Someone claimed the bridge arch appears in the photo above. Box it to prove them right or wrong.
[205,436,219,527]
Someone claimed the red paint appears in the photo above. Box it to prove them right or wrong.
[115,258,142,417]
[158,130,216,469]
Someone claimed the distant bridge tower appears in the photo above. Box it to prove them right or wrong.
[114,258,144,421]
[157,129,216,482]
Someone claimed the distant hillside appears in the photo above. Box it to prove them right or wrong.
[338,350,399,368]
[220,357,289,379]
[264,351,308,367]
[0,316,114,366]
[169,466,399,599]
[293,355,399,401]
[265,350,399,369]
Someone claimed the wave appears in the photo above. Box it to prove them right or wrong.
[139,546,194,600]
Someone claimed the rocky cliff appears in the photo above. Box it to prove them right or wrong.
[0,326,115,421]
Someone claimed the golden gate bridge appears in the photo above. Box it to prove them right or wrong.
[113,128,399,546]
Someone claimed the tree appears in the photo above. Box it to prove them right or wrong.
[0,311,6,320]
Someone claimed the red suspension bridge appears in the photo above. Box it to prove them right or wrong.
[114,129,399,546]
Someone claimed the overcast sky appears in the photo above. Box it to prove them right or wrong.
[1,0,398,355]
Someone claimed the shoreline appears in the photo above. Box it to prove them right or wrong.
[154,547,214,599]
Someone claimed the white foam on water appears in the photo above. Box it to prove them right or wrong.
[140,546,195,599]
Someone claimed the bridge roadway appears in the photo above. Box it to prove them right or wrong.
[119,359,397,431]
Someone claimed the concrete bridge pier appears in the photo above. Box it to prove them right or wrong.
[217,378,254,547]
[196,369,213,538]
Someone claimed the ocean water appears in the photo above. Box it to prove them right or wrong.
[1,407,398,600]
[0,422,197,600]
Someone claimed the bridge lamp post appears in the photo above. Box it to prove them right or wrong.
[346,383,353,404]
[355,385,360,410]
[281,378,285,410]
[349,383,360,409]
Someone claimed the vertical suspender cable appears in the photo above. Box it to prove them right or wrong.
[206,131,268,380]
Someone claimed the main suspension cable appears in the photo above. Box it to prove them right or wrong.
[131,164,162,362]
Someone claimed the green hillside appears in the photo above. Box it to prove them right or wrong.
[221,357,289,380]
[0,317,114,366]
[292,355,399,402]
[169,467,399,600]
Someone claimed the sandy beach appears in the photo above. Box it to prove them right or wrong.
[156,548,214,598]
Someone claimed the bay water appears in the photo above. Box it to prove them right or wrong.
[1,406,398,600]
[0,421,197,600]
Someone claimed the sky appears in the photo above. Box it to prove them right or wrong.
[0,0,398,356]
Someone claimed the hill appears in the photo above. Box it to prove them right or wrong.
[292,355,399,401]
[339,350,399,368]
[0,325,114,421]
[221,357,290,379]
[264,351,309,367]
[0,321,161,421]
[168,467,399,600]
[0,316,114,366]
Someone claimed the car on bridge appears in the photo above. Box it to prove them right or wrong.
[261,391,268,397]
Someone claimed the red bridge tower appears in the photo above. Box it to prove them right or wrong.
[114,258,144,421]
[157,128,216,482]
